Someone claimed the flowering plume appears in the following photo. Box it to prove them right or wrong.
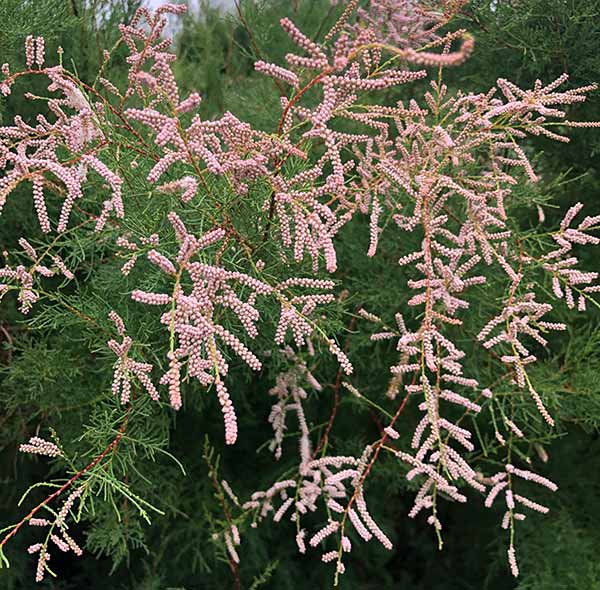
[329,0,457,44]
[25,487,84,583]
[244,436,391,577]
[130,213,266,443]
[19,437,61,458]
[0,47,122,233]
[107,312,159,405]
[267,347,321,462]
[484,463,558,577]
[540,202,600,310]
[132,212,339,443]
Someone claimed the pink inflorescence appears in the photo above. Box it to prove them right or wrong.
[19,437,61,457]
[108,326,160,405]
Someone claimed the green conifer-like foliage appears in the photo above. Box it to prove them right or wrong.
[0,2,599,589]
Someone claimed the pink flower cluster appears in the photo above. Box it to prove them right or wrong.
[0,241,76,314]
[107,312,159,405]
[19,436,61,457]
[26,487,84,583]
[267,347,321,461]
[130,213,338,443]
[0,52,122,233]
[484,464,558,576]
[244,441,392,576]
[542,202,600,310]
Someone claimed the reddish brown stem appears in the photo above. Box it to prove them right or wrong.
[262,68,334,242]
[277,68,332,137]
[0,414,129,550]
[341,391,412,521]
[314,314,358,456]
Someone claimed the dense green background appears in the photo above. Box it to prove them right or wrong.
[1,1,599,588]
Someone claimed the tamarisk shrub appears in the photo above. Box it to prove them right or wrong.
[0,0,598,585]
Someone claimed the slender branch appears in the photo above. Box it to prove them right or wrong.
[0,412,130,551]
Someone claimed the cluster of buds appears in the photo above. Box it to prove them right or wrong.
[26,487,84,583]
[19,436,61,457]
[541,202,600,310]
[0,43,120,234]
[484,464,558,577]
[131,213,339,444]
[267,347,321,462]
[244,447,390,576]
[107,312,159,405]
